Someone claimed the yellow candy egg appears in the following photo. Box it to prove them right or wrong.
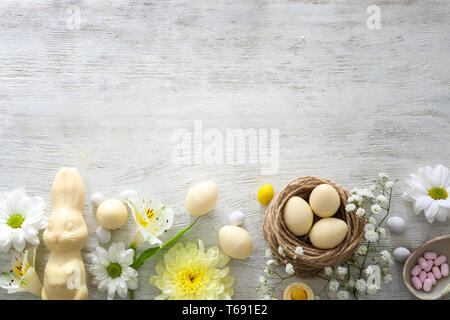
[96,198,128,230]
[309,184,341,218]
[258,184,274,206]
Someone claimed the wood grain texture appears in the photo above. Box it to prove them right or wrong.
[0,0,449,300]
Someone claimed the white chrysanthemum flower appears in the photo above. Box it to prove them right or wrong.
[324,266,333,276]
[365,230,379,242]
[265,248,273,258]
[127,194,174,247]
[368,217,377,225]
[355,279,366,293]
[345,203,356,212]
[90,242,138,300]
[337,266,348,277]
[337,290,350,300]
[376,195,387,204]
[285,263,294,275]
[401,164,450,223]
[328,279,339,292]
[295,246,304,256]
[0,188,47,252]
[357,245,367,255]
[367,284,378,295]
[385,181,394,189]
[378,227,386,239]
[356,208,366,217]
[371,204,382,214]
[380,250,391,261]
[278,246,285,257]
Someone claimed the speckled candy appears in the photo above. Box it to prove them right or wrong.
[432,266,442,279]
[418,271,427,283]
[424,251,438,260]
[427,272,436,285]
[441,263,449,277]
[434,255,447,266]
[410,264,422,277]
[411,276,422,290]
[422,279,432,292]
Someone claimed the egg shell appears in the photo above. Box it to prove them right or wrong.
[308,218,348,249]
[386,216,406,234]
[96,198,128,230]
[96,226,111,244]
[393,247,411,262]
[228,211,244,226]
[308,184,341,218]
[91,192,105,207]
[185,181,218,216]
[283,196,314,236]
[218,226,253,260]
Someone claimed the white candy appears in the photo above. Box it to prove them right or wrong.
[96,226,111,244]
[393,247,411,262]
[228,211,245,226]
[120,189,138,202]
[91,193,106,207]
[387,216,406,234]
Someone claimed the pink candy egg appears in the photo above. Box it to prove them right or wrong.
[424,259,433,272]
[411,276,422,290]
[423,279,432,292]
[441,263,449,277]
[418,257,428,269]
[427,272,436,285]
[411,264,422,276]
[424,251,438,260]
[432,266,442,279]
[434,255,447,266]
[418,271,427,283]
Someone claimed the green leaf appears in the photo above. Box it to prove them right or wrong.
[131,217,200,269]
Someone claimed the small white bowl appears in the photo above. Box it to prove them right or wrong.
[403,235,450,300]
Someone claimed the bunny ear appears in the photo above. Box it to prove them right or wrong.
[51,167,85,212]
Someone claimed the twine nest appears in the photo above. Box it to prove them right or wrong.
[262,176,365,277]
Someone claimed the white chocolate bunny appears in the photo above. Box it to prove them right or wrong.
[42,167,88,300]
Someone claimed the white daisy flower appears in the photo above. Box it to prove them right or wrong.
[365,230,379,242]
[127,194,174,247]
[345,203,356,212]
[356,208,366,217]
[295,246,304,256]
[0,188,47,252]
[402,164,450,223]
[371,204,382,214]
[328,279,339,292]
[337,290,349,300]
[90,242,138,300]
[285,263,294,275]
[355,279,366,293]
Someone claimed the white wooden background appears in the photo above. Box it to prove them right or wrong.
[0,0,449,300]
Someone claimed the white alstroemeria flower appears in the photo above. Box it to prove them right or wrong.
[328,279,339,292]
[295,246,304,256]
[127,194,174,247]
[285,263,294,275]
[0,247,42,298]
[402,164,450,223]
[337,290,349,300]
[90,242,138,300]
[0,188,47,252]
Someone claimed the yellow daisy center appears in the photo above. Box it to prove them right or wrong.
[428,187,448,200]
[14,261,30,278]
[176,265,205,295]
[138,208,155,228]
[8,214,24,229]
[106,263,122,279]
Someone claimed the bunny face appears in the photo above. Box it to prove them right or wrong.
[43,208,88,252]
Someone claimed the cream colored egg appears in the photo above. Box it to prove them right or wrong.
[185,181,218,216]
[218,226,253,259]
[309,184,341,218]
[283,196,313,236]
[309,218,348,249]
[96,198,128,230]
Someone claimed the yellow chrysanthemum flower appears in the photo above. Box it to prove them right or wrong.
[150,239,234,300]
